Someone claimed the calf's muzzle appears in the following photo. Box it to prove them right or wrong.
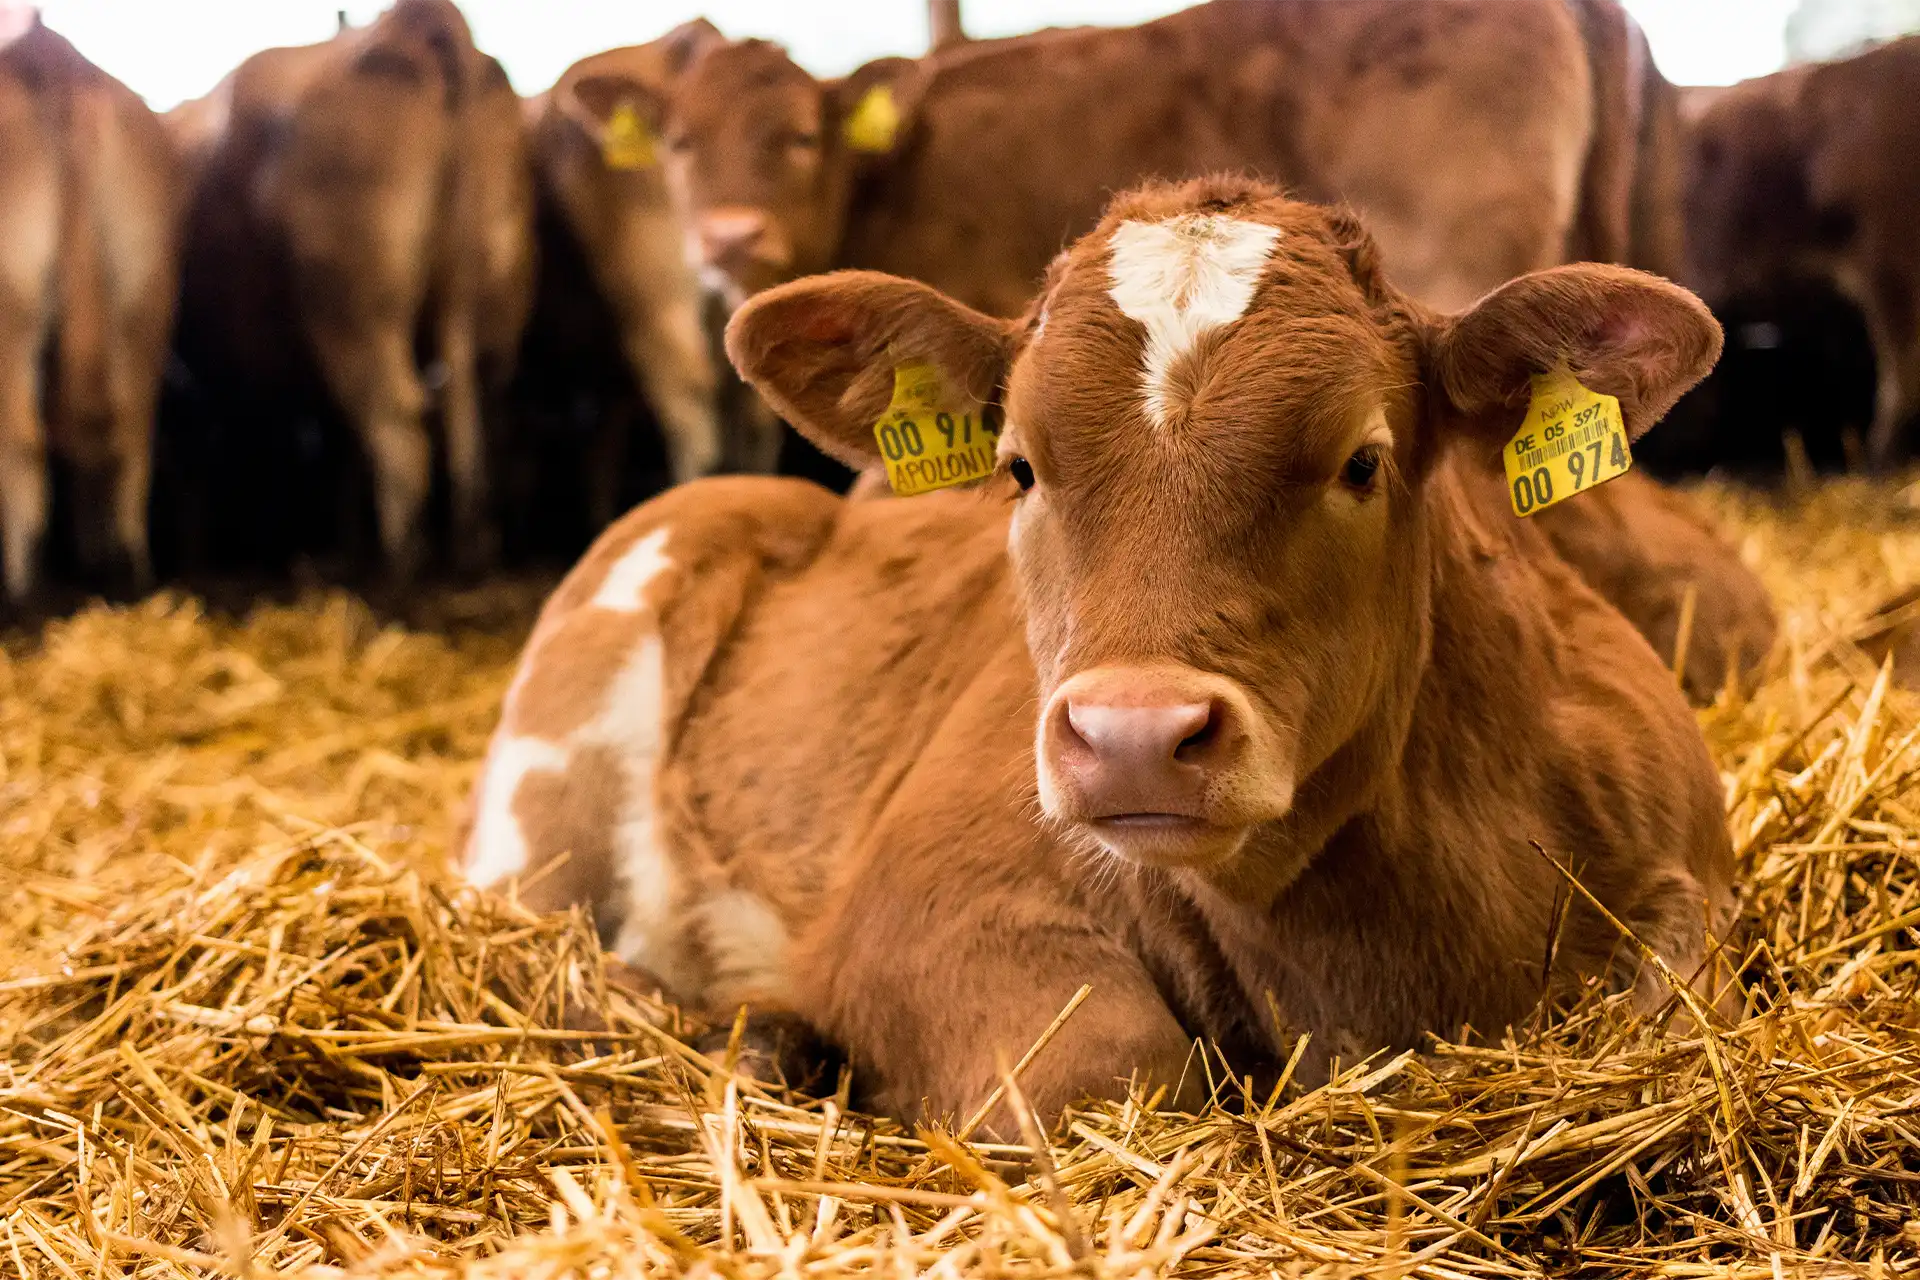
[1039,664,1286,868]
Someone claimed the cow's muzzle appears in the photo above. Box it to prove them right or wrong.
[1036,664,1294,868]
[693,206,794,296]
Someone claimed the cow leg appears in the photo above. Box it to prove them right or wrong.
[1863,290,1920,470]
[623,296,720,484]
[110,444,153,593]
[438,316,494,575]
[311,321,431,579]
[0,332,47,603]
[107,327,164,594]
[814,883,1201,1137]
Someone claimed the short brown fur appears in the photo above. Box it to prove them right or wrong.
[470,180,1735,1133]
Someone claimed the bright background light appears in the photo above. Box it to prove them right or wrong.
[7,0,1909,113]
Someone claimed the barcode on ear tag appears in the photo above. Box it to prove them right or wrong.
[872,360,1000,496]
[1504,366,1632,517]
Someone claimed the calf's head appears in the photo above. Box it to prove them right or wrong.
[662,38,912,302]
[728,179,1718,877]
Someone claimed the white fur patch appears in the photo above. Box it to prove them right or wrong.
[1106,214,1281,428]
[468,528,677,893]
[592,527,673,612]
[466,734,568,888]
[699,889,793,1004]
[592,632,693,990]
[465,522,793,1007]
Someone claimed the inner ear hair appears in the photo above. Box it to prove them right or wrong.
[1438,265,1723,439]
[725,272,1017,469]
[567,73,661,129]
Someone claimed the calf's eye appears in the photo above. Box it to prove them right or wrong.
[1342,446,1382,494]
[1009,457,1036,492]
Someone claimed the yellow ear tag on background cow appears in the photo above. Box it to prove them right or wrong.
[602,101,657,171]
[844,84,900,153]
[1503,365,1632,517]
[873,360,1000,496]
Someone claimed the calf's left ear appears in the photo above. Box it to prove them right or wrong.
[725,271,1018,471]
[1431,264,1723,443]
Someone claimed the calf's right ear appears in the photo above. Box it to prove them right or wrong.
[725,271,1018,471]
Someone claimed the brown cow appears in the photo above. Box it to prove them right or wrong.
[1683,36,1920,467]
[659,0,1776,701]
[0,15,178,601]
[173,0,533,576]
[524,22,761,487]
[464,179,1735,1130]
[664,2,1600,316]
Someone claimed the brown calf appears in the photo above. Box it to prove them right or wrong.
[526,22,754,486]
[0,16,178,600]
[661,0,1774,699]
[1683,36,1920,466]
[465,179,1735,1130]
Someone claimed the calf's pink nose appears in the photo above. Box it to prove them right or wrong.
[1065,701,1214,771]
[1045,668,1243,820]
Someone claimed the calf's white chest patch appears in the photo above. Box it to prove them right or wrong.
[1106,214,1281,429]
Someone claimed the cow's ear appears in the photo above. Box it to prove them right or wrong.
[1431,264,1722,444]
[826,56,923,158]
[560,73,666,163]
[726,271,1017,470]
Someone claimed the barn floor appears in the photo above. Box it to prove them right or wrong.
[5,479,1920,1278]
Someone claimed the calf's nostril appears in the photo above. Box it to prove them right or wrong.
[1174,703,1223,762]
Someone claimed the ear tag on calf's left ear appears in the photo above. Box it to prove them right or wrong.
[602,100,657,171]
[873,360,1000,496]
[1503,365,1632,517]
[844,84,900,153]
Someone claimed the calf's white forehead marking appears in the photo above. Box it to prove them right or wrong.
[593,526,673,612]
[1106,214,1281,429]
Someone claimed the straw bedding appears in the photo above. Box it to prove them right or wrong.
[6,480,1920,1278]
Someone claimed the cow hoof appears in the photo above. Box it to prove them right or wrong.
[692,1013,839,1094]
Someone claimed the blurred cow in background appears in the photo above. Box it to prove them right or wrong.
[662,0,1657,315]
[1682,35,1920,469]
[164,0,532,580]
[523,20,751,497]
[0,13,178,603]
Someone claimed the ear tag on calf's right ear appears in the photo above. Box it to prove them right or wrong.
[844,84,900,153]
[602,100,657,171]
[873,360,1000,496]
[1503,365,1632,517]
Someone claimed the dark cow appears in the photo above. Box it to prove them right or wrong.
[1684,36,1920,466]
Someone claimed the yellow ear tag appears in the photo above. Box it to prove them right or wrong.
[872,360,1000,496]
[843,84,900,153]
[1503,365,1632,516]
[601,101,657,171]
